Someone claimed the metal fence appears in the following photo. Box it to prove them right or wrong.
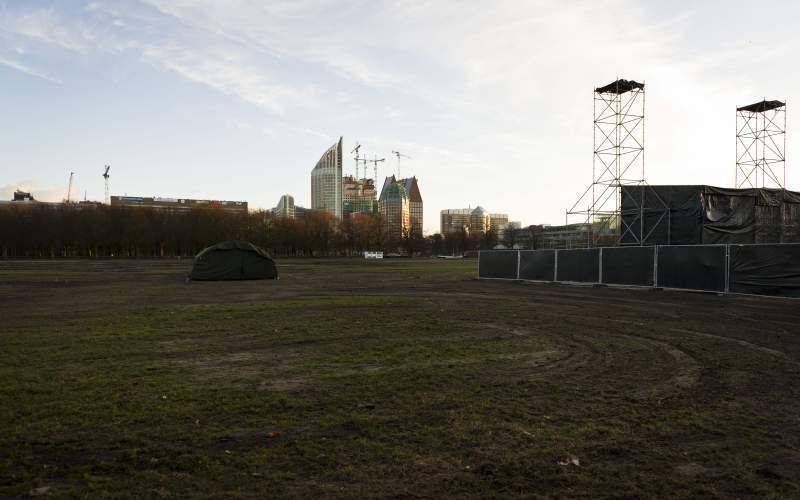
[479,244,800,298]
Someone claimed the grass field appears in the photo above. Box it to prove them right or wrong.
[2,258,800,499]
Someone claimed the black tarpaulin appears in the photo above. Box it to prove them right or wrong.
[737,100,785,113]
[556,248,599,283]
[189,240,278,281]
[595,79,644,94]
[701,187,756,244]
[657,245,726,291]
[479,250,518,279]
[729,244,800,297]
[519,250,555,281]
[602,246,654,286]
[620,185,800,245]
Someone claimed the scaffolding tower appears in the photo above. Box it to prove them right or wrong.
[566,79,646,247]
[736,100,786,189]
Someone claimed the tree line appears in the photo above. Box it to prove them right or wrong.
[0,204,524,258]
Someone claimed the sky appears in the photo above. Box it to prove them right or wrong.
[1,0,799,234]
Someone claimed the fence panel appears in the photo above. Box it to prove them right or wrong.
[602,246,655,286]
[478,250,519,279]
[729,244,800,297]
[555,248,599,283]
[519,250,556,281]
[656,245,727,291]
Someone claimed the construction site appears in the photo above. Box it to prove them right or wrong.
[481,78,800,299]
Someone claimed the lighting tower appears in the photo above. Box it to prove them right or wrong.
[736,100,786,189]
[391,150,411,178]
[102,165,111,205]
[567,78,645,246]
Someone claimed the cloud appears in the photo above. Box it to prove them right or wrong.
[0,55,61,83]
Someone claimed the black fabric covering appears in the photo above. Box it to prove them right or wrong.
[556,248,599,283]
[595,79,644,94]
[189,240,278,281]
[620,185,704,245]
[729,244,800,297]
[602,246,654,286]
[737,100,785,113]
[657,246,726,291]
[479,251,518,279]
[519,250,555,281]
[621,185,800,245]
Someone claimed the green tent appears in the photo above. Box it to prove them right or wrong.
[189,241,278,281]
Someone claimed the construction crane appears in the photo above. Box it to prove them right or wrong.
[391,151,411,178]
[66,172,75,203]
[367,156,386,182]
[350,143,362,178]
[102,165,111,205]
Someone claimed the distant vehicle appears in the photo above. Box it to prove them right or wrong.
[436,255,464,260]
[364,251,384,259]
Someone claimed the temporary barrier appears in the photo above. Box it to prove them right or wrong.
[478,250,519,279]
[519,250,555,281]
[602,246,654,286]
[479,243,800,298]
[729,244,800,297]
[656,245,727,292]
[556,248,599,283]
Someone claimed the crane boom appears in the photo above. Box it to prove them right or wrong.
[391,151,411,178]
[66,172,75,203]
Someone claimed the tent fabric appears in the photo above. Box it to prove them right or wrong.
[189,240,278,281]
[620,185,800,246]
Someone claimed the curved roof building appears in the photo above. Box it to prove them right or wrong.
[311,137,343,219]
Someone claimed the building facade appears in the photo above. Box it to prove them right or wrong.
[272,194,296,218]
[311,137,343,219]
[440,207,510,236]
[440,209,472,234]
[342,175,377,218]
[488,213,510,239]
[378,177,411,241]
[399,177,423,237]
[110,196,248,213]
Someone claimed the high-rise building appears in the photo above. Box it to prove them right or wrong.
[311,137,343,219]
[398,177,423,237]
[271,194,310,219]
[440,207,510,236]
[469,206,490,233]
[440,209,472,234]
[488,213,509,239]
[272,194,296,218]
[342,175,377,218]
[378,176,411,241]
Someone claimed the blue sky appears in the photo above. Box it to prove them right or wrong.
[2,0,799,233]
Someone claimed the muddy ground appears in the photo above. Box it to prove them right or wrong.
[1,258,799,499]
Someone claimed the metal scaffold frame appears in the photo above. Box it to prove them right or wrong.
[567,79,646,247]
[736,100,786,189]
